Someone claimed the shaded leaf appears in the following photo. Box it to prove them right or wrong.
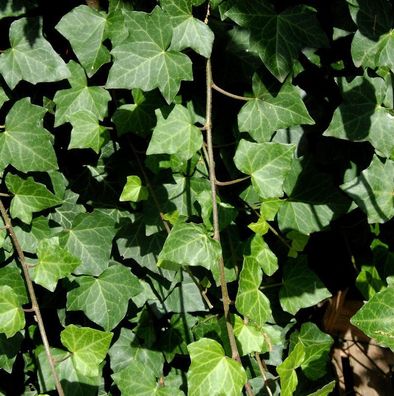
[0,17,69,89]
[0,332,23,373]
[0,265,28,305]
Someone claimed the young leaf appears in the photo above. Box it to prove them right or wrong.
[306,380,336,396]
[6,173,62,225]
[0,285,25,338]
[56,5,110,77]
[233,315,266,355]
[277,342,305,396]
[234,140,295,199]
[106,7,193,103]
[60,325,113,377]
[238,76,314,142]
[245,235,278,276]
[158,222,221,270]
[120,176,149,202]
[0,98,58,172]
[31,237,81,292]
[162,0,214,58]
[341,155,394,224]
[53,61,111,127]
[147,105,203,161]
[67,264,142,331]
[58,210,115,276]
[279,257,331,315]
[236,257,271,328]
[351,286,394,349]
[187,338,247,396]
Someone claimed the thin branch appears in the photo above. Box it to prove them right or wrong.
[0,199,64,396]
[0,193,11,197]
[212,82,253,101]
[255,352,273,396]
[215,176,250,186]
[259,282,283,291]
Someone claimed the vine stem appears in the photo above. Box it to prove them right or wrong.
[212,82,253,101]
[205,60,254,396]
[0,199,64,396]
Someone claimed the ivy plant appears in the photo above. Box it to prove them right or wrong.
[0,0,393,395]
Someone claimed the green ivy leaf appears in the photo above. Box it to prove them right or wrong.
[277,342,305,396]
[56,5,110,76]
[341,155,394,223]
[113,360,183,396]
[109,328,164,373]
[0,98,58,172]
[6,173,62,225]
[0,265,28,305]
[293,322,333,380]
[0,285,25,338]
[0,332,23,373]
[68,110,108,153]
[58,210,115,276]
[67,264,142,331]
[324,76,394,158]
[158,222,221,270]
[351,286,394,349]
[0,87,8,109]
[147,105,203,161]
[106,7,193,103]
[120,175,149,202]
[0,17,69,89]
[234,140,295,199]
[36,346,101,396]
[187,338,247,396]
[53,61,111,127]
[60,325,112,377]
[279,257,331,315]
[306,380,336,396]
[245,235,278,276]
[233,315,266,355]
[238,75,314,142]
[236,258,271,328]
[356,265,385,300]
[31,237,80,292]
[162,0,214,58]
[225,2,327,81]
[0,0,37,19]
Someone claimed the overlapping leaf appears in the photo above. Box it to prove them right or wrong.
[0,265,28,305]
[58,210,115,276]
[187,338,247,396]
[106,7,193,103]
[0,98,57,172]
[56,5,110,76]
[161,0,214,58]
[147,105,203,160]
[238,75,314,142]
[0,285,25,338]
[234,140,295,199]
[341,155,394,223]
[60,325,112,377]
[351,286,394,349]
[120,175,149,202]
[245,234,278,276]
[31,237,80,292]
[0,332,23,373]
[233,314,266,355]
[67,264,142,330]
[0,0,37,19]
[158,222,221,270]
[225,1,327,81]
[279,257,331,314]
[6,173,62,225]
[0,17,69,89]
